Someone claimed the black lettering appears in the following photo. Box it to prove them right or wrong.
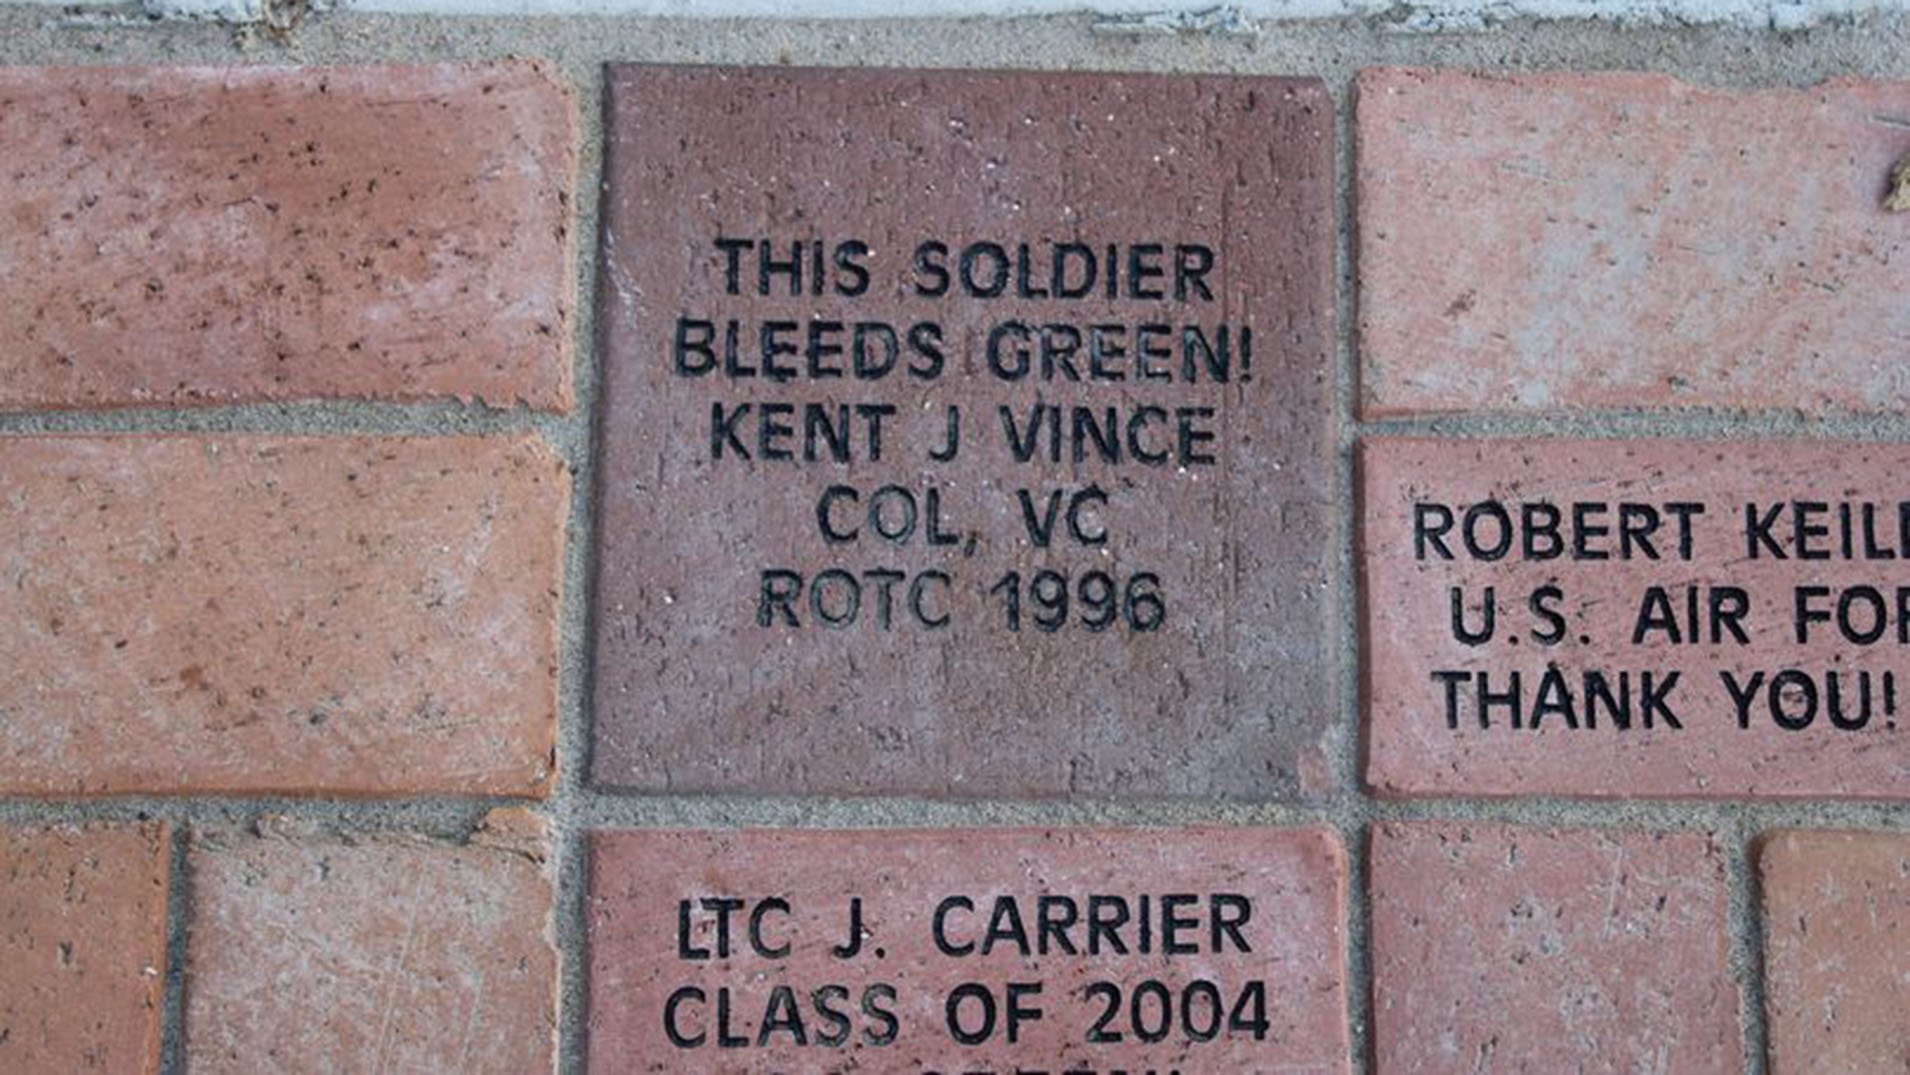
[804,320,845,380]
[1087,895,1130,956]
[757,986,807,1047]
[817,486,858,544]
[1747,503,1787,559]
[1530,585,1567,645]
[1450,586,1496,646]
[1212,894,1253,954]
[756,401,794,461]
[757,570,802,627]
[946,984,994,1046]
[714,236,752,295]
[674,317,717,375]
[911,571,952,629]
[812,985,852,1048]
[1161,894,1200,955]
[809,570,860,629]
[862,985,899,1046]
[664,987,706,1048]
[912,240,950,296]
[1464,502,1513,560]
[834,240,871,296]
[960,242,1010,297]
[1175,244,1215,301]
[710,402,751,461]
[1178,407,1218,466]
[1641,671,1682,729]
[677,899,711,960]
[1037,896,1079,955]
[749,898,791,959]
[1127,243,1164,299]
[933,896,974,956]
[1415,503,1456,560]
[907,322,946,380]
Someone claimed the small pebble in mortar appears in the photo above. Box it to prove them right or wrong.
[1889,152,1910,213]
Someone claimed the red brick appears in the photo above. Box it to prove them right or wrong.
[185,809,556,1073]
[1760,830,1910,1074]
[1357,68,1910,417]
[1370,822,1739,1073]
[0,434,566,796]
[587,826,1348,1072]
[592,64,1339,800]
[0,822,169,1074]
[0,63,576,412]
[1362,438,1910,799]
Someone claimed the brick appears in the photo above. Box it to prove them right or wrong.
[587,826,1348,1072]
[0,434,566,796]
[0,63,577,412]
[185,810,556,1073]
[0,822,169,1074]
[592,65,1338,799]
[1760,830,1910,1074]
[1362,437,1910,799]
[1370,822,1739,1073]
[1357,68,1910,417]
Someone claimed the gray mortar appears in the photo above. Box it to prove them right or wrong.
[0,9,1907,1073]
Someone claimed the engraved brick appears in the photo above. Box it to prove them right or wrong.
[1760,830,1910,1074]
[0,63,576,411]
[586,826,1349,1072]
[1370,822,1739,1073]
[0,822,169,1074]
[1362,438,1910,799]
[185,810,556,1073]
[0,435,566,796]
[1357,68,1910,416]
[592,65,1337,799]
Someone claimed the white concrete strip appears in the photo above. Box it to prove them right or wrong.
[2,0,1901,33]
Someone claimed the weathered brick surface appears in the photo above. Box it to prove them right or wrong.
[593,64,1338,800]
[0,822,169,1074]
[1760,830,1910,1074]
[0,63,576,412]
[1363,437,1910,799]
[587,826,1349,1072]
[0,435,566,796]
[186,810,556,1073]
[1370,822,1739,1073]
[1357,68,1910,416]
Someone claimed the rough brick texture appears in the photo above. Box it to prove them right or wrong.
[1358,68,1910,416]
[0,822,169,1074]
[0,435,566,797]
[185,810,556,1074]
[1363,437,1909,800]
[0,63,576,411]
[593,64,1338,800]
[1760,830,1910,1074]
[1370,822,1740,1073]
[587,826,1349,1071]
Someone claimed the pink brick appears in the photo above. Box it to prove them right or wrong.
[1370,822,1740,1073]
[591,65,1339,801]
[0,434,566,797]
[0,822,169,1074]
[1357,68,1910,416]
[1760,830,1910,1074]
[587,826,1349,1072]
[0,63,576,411]
[185,810,556,1073]
[1363,437,1910,799]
